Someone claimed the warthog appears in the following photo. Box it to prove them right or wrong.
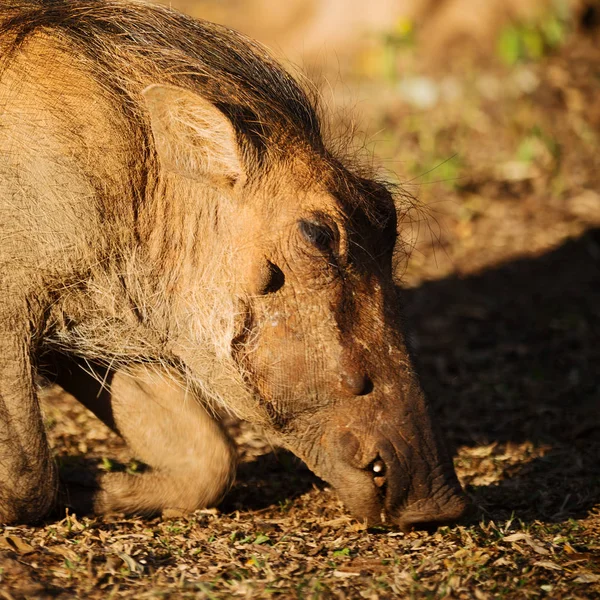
[0,0,468,530]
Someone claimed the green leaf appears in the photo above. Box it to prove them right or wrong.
[542,16,565,47]
[522,28,544,60]
[254,534,270,545]
[516,137,537,163]
[497,27,522,65]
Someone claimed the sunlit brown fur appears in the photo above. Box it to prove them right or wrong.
[0,0,466,527]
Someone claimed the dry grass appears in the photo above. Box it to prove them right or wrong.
[1,5,600,599]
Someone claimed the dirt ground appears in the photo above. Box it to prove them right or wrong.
[1,2,600,599]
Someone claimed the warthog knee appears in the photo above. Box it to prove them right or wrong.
[178,464,236,512]
[164,443,238,513]
[93,447,237,517]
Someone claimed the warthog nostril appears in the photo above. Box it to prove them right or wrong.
[341,371,373,396]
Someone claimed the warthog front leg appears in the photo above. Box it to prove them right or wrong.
[0,306,57,524]
[55,360,237,517]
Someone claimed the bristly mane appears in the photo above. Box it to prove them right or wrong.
[0,0,399,229]
[0,0,323,153]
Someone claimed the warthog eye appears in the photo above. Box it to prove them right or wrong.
[298,218,337,254]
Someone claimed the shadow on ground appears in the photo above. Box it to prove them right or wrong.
[221,451,322,514]
[402,227,600,523]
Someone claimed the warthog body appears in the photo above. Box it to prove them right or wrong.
[0,0,467,529]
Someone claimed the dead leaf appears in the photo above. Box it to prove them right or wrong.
[117,552,144,576]
[525,539,550,556]
[503,533,530,543]
[0,536,35,555]
[48,545,79,562]
[574,574,600,584]
[563,542,578,555]
[533,560,562,571]
[321,517,352,528]
[333,570,360,578]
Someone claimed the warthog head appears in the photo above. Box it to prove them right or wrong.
[142,81,468,531]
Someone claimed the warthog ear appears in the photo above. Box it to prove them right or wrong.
[142,84,243,185]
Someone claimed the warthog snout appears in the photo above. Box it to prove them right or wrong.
[320,393,469,531]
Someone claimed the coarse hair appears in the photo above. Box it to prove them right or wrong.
[0,0,323,155]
